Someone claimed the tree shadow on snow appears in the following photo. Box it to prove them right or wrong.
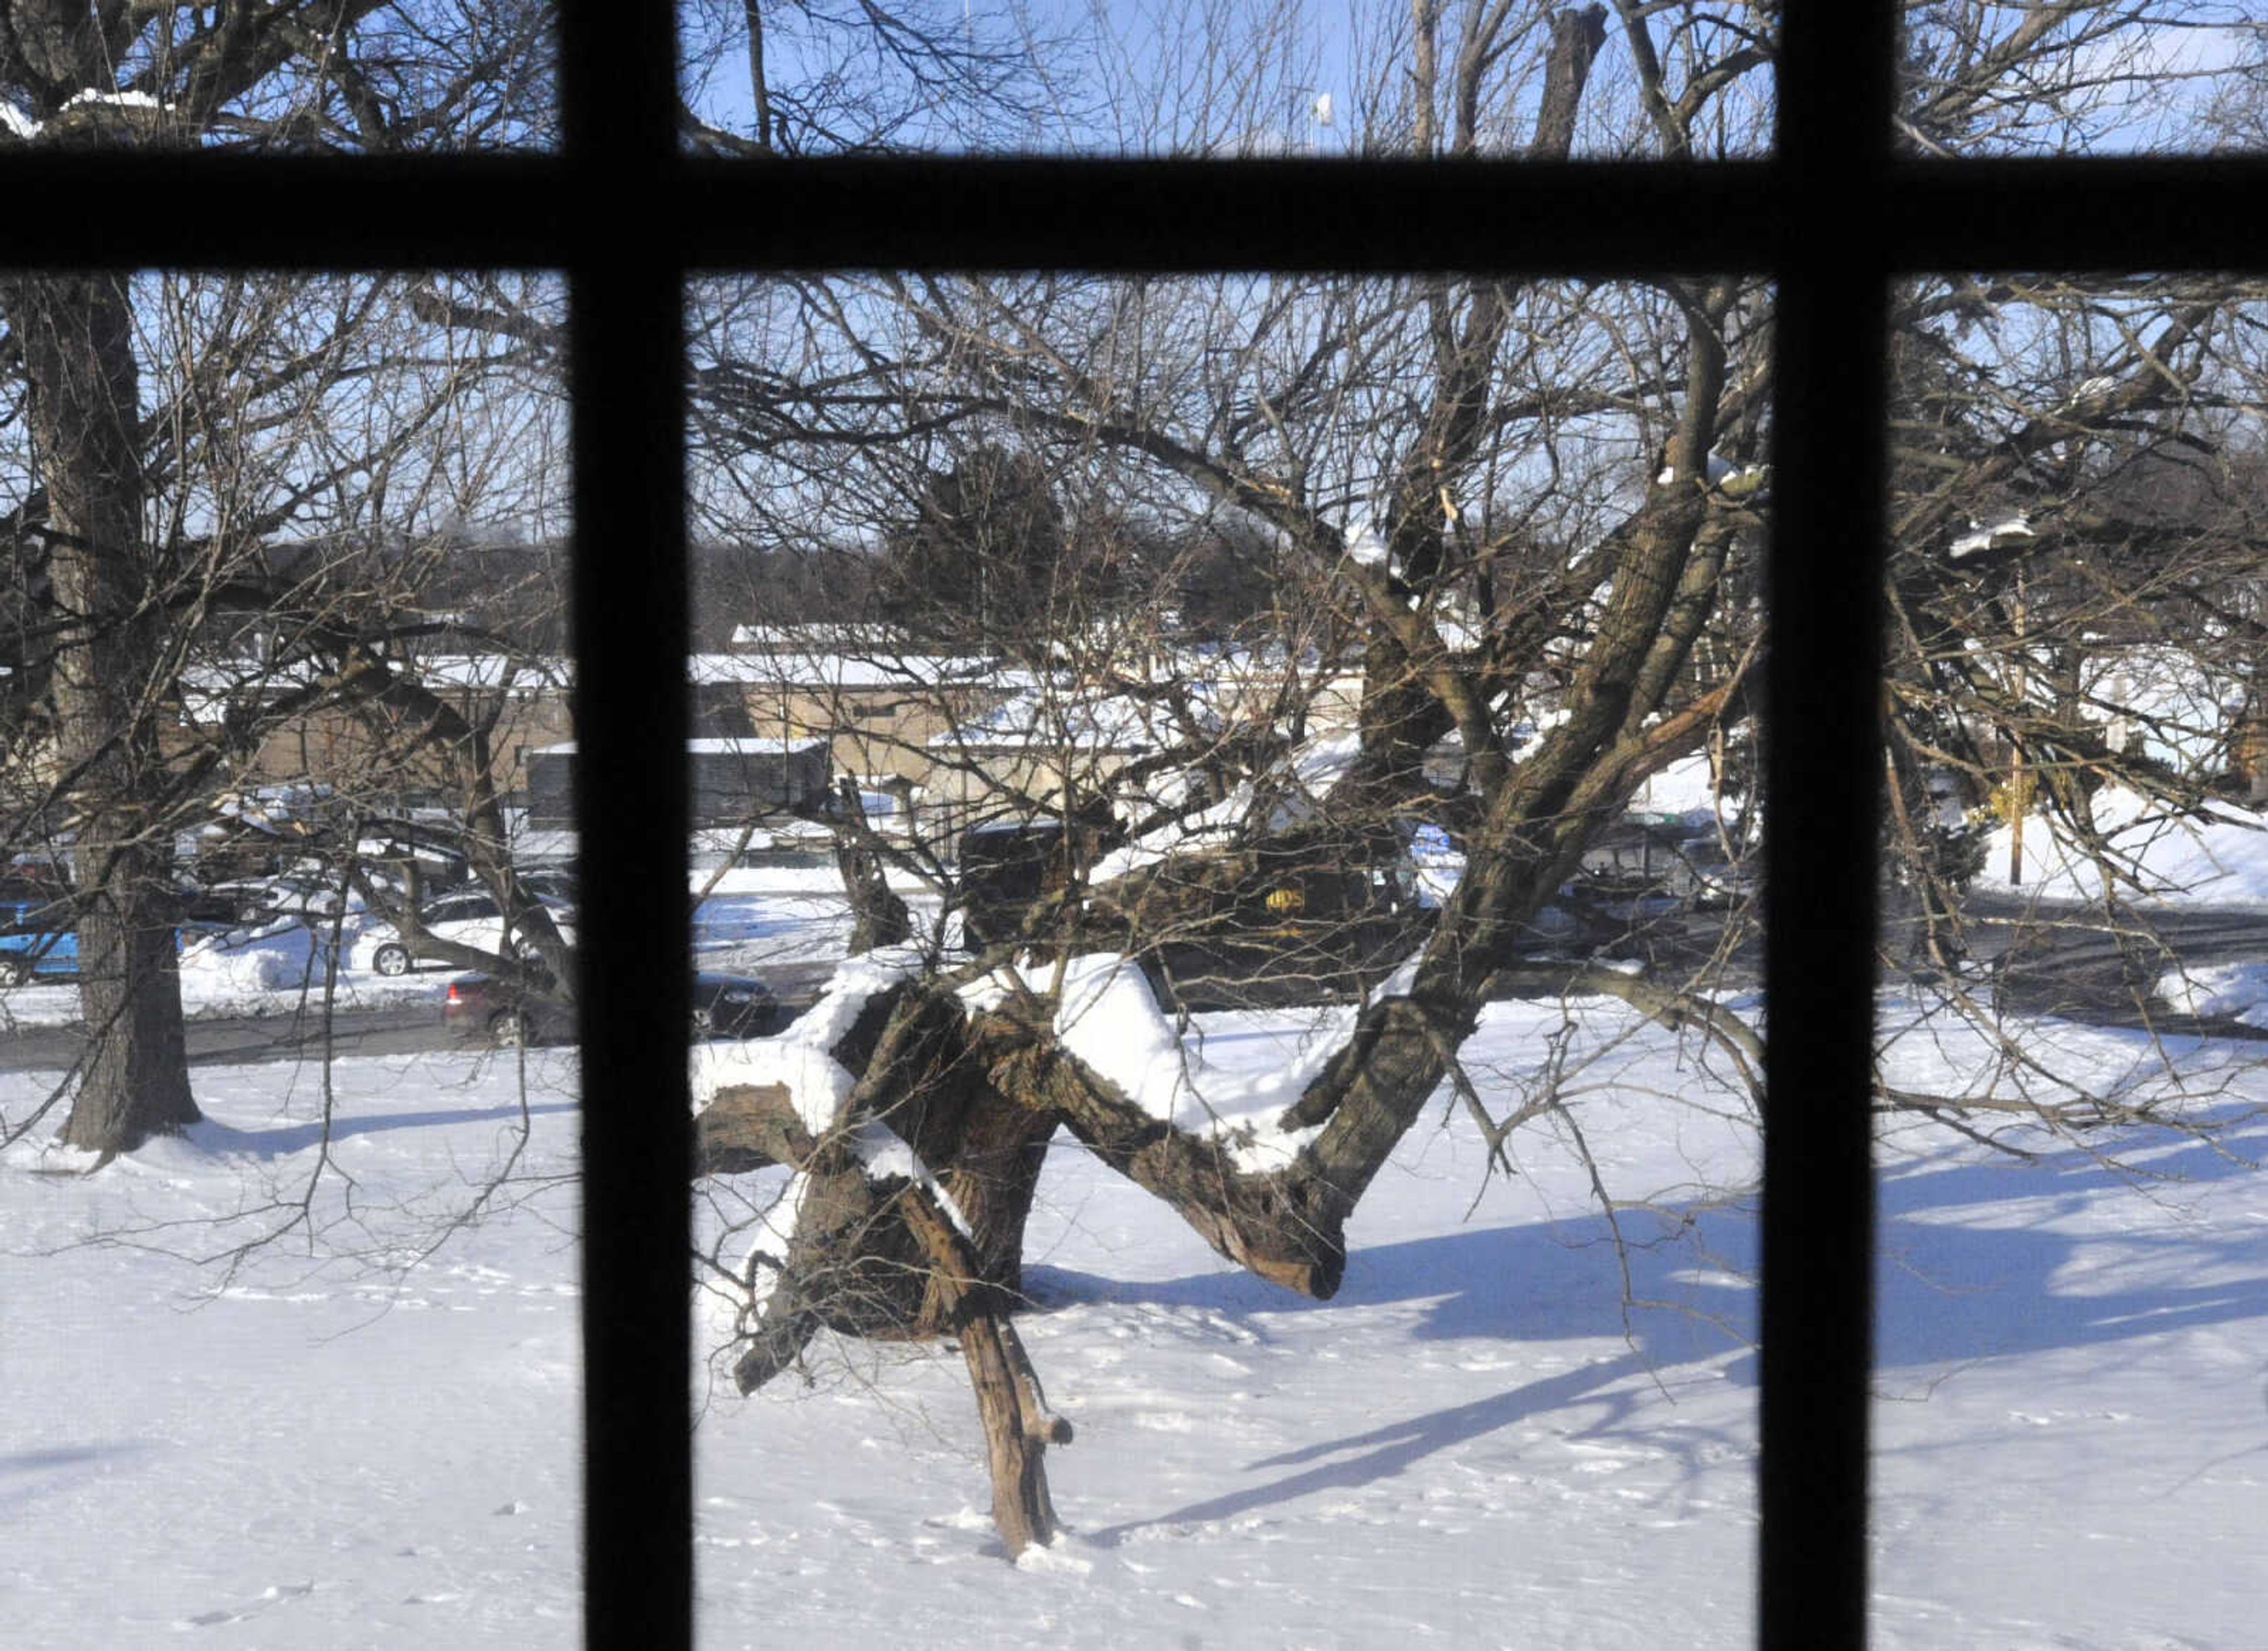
[1872,1104,2268,1373]
[0,1441,160,1513]
[190,1099,576,1159]
[1040,1102,2268,1535]
[1080,1350,1664,1545]
[1031,1206,1757,1541]
[1024,1203,1755,1356]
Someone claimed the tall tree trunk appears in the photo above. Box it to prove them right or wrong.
[2,272,200,1154]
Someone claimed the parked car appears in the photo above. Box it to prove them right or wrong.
[195,872,360,926]
[441,969,780,1047]
[0,873,74,985]
[1571,817,1748,911]
[350,887,578,976]
[685,972,784,1039]
[440,974,569,1046]
[177,882,256,926]
[0,886,214,986]
[516,866,577,905]
[0,918,75,986]
[1077,824,1426,1007]
[957,811,1122,948]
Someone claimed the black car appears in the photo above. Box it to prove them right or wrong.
[442,969,783,1048]
[515,866,578,906]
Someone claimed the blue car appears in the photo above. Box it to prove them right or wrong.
[0,877,247,986]
[0,883,77,986]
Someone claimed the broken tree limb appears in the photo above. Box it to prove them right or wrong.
[898,1180,1067,1556]
[695,1081,813,1177]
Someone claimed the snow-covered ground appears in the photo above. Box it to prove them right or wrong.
[2155,958,2268,1030]
[1977,785,2268,907]
[1961,786,2268,1027]
[5,993,2264,1647]
[689,889,941,974]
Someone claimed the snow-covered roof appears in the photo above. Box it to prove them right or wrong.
[527,736,827,757]
[728,623,922,653]
[933,690,1201,753]
[690,651,1012,691]
[178,652,566,706]
[410,654,568,689]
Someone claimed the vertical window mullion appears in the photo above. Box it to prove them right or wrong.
[563,2,694,1643]
[1762,1,1895,1643]
[570,259,694,1647]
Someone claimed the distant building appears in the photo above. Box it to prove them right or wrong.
[522,736,830,830]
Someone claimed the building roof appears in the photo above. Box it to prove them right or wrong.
[527,736,828,757]
[690,651,1015,691]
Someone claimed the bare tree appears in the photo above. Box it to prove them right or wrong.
[674,3,2268,1555]
[0,1,552,1156]
[678,0,1074,154]
[6,0,2258,1564]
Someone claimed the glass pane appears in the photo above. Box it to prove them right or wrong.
[0,5,555,152]
[0,270,580,1644]
[678,1,1771,158]
[685,270,1768,1635]
[1897,6,2265,156]
[1873,272,2268,1642]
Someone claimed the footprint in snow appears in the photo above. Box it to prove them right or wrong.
[175,1583,314,1630]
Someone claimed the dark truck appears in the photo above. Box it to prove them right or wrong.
[1072,824,1425,1009]
[956,813,1118,950]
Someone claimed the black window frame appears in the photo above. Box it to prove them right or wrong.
[8,4,2264,1645]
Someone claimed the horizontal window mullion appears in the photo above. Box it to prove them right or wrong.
[0,156,2263,273]
[1873,161,2268,271]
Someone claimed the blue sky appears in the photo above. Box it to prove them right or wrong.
[679,4,2260,158]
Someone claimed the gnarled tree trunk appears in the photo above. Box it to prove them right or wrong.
[702,979,1068,1554]
[711,981,1058,1381]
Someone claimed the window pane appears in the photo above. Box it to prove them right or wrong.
[1896,6,2264,156]
[683,270,1768,1634]
[678,1,1771,159]
[1872,271,2268,1642]
[0,269,581,1645]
